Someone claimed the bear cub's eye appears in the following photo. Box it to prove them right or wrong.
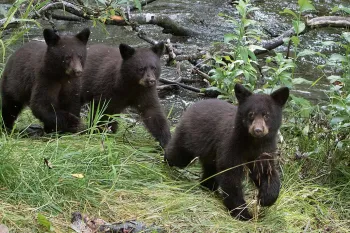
[248,112,254,120]
[151,66,157,71]
[64,55,72,63]
[263,112,270,120]
[138,67,146,73]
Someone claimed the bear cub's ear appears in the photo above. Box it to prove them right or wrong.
[234,83,252,104]
[151,42,165,57]
[43,29,60,47]
[76,28,90,45]
[270,87,289,106]
[119,43,136,60]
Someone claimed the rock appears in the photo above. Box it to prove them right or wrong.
[0,224,9,233]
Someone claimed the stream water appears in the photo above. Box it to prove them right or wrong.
[1,0,348,122]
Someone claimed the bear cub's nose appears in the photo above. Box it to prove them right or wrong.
[148,79,156,86]
[75,70,82,77]
[254,127,264,137]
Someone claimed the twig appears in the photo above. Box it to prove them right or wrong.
[159,77,220,97]
[45,11,57,32]
[180,78,204,84]
[285,39,292,59]
[74,0,84,5]
[51,13,85,22]
[192,67,210,80]
[137,29,158,44]
[255,27,296,55]
[254,16,350,55]
[165,38,177,63]
[131,13,199,36]
[157,84,178,91]
[174,51,206,62]
[159,78,201,93]
[34,1,91,20]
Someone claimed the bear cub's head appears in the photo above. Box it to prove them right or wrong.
[119,42,165,88]
[43,28,90,78]
[234,84,289,138]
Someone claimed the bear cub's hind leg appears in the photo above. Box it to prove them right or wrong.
[200,161,219,191]
[1,95,24,130]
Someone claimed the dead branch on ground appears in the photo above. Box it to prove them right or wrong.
[307,16,350,28]
[256,16,350,54]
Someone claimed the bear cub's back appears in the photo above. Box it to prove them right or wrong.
[2,41,46,101]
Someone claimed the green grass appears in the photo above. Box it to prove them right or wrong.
[0,110,349,232]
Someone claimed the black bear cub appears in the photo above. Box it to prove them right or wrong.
[165,84,289,220]
[81,43,171,148]
[1,28,90,133]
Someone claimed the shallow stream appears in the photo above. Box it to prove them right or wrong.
[1,0,348,121]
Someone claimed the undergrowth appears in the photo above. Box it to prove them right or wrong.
[0,110,349,232]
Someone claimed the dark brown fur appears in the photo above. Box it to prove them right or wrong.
[80,43,171,148]
[1,28,90,133]
[165,84,289,220]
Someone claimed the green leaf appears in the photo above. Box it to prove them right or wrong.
[243,19,255,27]
[247,49,257,61]
[302,124,309,135]
[224,33,236,43]
[247,7,260,13]
[222,55,233,62]
[329,54,346,63]
[332,5,350,14]
[281,8,298,19]
[292,78,312,85]
[232,69,244,78]
[330,117,345,125]
[336,141,343,149]
[248,45,266,53]
[239,47,249,63]
[282,37,290,44]
[292,20,305,34]
[327,75,342,83]
[331,6,340,13]
[133,0,142,12]
[291,35,300,47]
[298,0,316,12]
[322,41,336,46]
[342,32,350,43]
[37,213,54,231]
[297,49,316,57]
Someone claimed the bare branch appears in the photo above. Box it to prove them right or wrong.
[131,13,199,36]
[51,13,85,22]
[307,16,350,28]
[192,67,211,81]
[255,27,296,55]
[34,1,93,20]
[159,78,220,97]
[159,78,201,93]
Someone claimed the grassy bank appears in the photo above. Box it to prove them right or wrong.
[0,110,349,232]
